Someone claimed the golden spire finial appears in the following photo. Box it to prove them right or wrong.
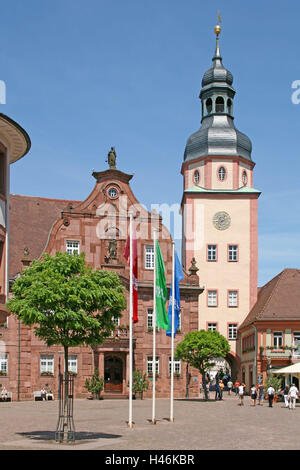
[215,11,222,36]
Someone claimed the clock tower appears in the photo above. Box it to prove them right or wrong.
[181,25,260,375]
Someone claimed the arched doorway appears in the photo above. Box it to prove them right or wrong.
[104,356,123,393]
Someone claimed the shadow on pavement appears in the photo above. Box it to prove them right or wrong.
[175,398,222,402]
[18,431,122,441]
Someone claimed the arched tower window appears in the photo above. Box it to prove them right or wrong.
[206,98,212,114]
[218,166,226,181]
[227,99,232,115]
[242,170,248,186]
[216,97,224,113]
[193,170,200,184]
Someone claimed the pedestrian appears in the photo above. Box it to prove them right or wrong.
[235,380,240,396]
[250,384,257,406]
[1,385,8,401]
[40,387,47,401]
[227,379,233,395]
[215,381,220,401]
[219,380,224,400]
[288,383,299,410]
[267,384,275,407]
[257,384,264,405]
[238,383,244,406]
[282,384,289,408]
[206,382,210,400]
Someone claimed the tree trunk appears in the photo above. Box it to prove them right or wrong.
[202,373,209,401]
[63,346,69,441]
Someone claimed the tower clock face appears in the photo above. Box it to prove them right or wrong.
[213,211,231,230]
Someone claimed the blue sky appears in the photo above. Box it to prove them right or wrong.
[2,0,300,286]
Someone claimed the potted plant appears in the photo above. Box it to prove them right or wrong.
[84,368,104,400]
[264,375,282,402]
[132,369,149,399]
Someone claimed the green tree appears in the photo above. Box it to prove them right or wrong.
[7,252,126,438]
[175,330,230,400]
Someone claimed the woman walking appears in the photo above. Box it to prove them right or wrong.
[238,383,245,406]
[250,384,257,406]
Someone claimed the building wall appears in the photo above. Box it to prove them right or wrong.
[3,167,202,400]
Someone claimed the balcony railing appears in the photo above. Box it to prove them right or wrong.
[260,346,300,358]
[110,327,129,338]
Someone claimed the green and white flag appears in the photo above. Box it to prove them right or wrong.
[155,239,170,330]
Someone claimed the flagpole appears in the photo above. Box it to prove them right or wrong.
[170,241,175,422]
[152,228,157,424]
[128,213,133,428]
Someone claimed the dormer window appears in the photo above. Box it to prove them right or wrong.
[206,98,212,114]
[216,97,224,113]
[218,166,226,181]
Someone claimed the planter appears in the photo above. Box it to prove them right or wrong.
[134,391,143,400]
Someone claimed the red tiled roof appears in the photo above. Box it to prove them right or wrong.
[239,269,300,330]
[9,194,81,279]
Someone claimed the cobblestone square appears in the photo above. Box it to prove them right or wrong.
[0,394,299,451]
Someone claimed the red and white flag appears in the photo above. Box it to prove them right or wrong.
[124,221,138,323]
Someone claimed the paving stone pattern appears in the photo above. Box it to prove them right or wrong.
[0,395,298,450]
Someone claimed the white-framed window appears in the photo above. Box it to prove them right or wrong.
[242,170,248,186]
[208,323,217,332]
[273,332,283,348]
[218,166,226,181]
[147,356,159,376]
[169,358,181,375]
[112,316,120,326]
[66,240,80,255]
[207,244,217,261]
[145,246,154,270]
[68,355,78,374]
[228,245,238,262]
[0,353,8,374]
[40,355,54,374]
[293,332,300,356]
[147,309,153,329]
[228,290,238,307]
[207,290,217,307]
[228,324,238,340]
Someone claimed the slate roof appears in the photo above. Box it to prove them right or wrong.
[239,269,300,330]
[9,194,81,279]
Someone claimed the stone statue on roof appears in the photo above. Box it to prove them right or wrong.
[107,147,117,169]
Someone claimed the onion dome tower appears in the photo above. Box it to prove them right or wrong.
[181,25,260,376]
[184,24,252,163]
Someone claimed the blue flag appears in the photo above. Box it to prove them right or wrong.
[166,251,184,337]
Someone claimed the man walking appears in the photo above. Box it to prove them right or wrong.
[267,384,275,407]
[288,383,299,410]
[215,381,220,401]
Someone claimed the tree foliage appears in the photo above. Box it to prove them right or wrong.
[175,330,230,376]
[7,252,126,366]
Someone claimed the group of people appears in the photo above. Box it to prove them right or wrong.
[281,383,299,410]
[204,378,299,410]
